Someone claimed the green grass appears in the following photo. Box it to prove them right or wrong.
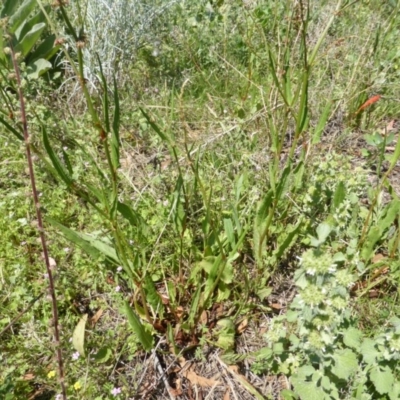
[1,0,400,399]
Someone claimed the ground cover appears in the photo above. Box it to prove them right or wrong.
[1,0,400,399]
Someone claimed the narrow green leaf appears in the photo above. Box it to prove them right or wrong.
[268,49,286,104]
[111,75,120,169]
[140,107,172,144]
[96,54,110,133]
[15,23,46,57]
[0,114,23,140]
[42,126,72,186]
[253,189,274,264]
[312,101,332,144]
[47,218,120,264]
[203,255,225,306]
[124,301,153,351]
[295,70,309,135]
[167,323,179,355]
[8,0,36,34]
[283,50,293,105]
[72,314,88,357]
[223,218,235,249]
[187,285,202,328]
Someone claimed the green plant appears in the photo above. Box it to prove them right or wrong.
[0,0,61,80]
[254,245,400,399]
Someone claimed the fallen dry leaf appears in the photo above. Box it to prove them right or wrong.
[179,358,221,388]
[184,369,220,387]
[372,253,385,263]
[90,309,103,326]
[236,318,248,334]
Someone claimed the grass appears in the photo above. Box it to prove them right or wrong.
[1,0,400,399]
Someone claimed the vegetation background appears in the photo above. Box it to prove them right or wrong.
[1,0,400,399]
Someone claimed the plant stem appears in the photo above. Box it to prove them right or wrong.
[10,46,67,400]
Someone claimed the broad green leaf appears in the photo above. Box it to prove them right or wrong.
[1,0,21,18]
[15,22,46,57]
[361,200,400,260]
[42,126,72,186]
[378,199,400,232]
[124,301,153,351]
[275,163,292,201]
[389,381,400,400]
[369,366,394,395]
[8,0,36,34]
[28,33,59,62]
[343,327,363,350]
[117,202,148,237]
[331,348,358,380]
[216,318,235,350]
[256,286,272,301]
[293,160,305,190]
[144,275,163,319]
[280,390,297,400]
[332,181,346,210]
[291,375,325,400]
[93,347,112,364]
[14,6,48,42]
[26,58,51,79]
[361,226,381,261]
[72,314,88,356]
[311,222,332,247]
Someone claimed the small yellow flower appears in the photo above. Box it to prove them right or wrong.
[74,381,82,391]
[47,370,56,379]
